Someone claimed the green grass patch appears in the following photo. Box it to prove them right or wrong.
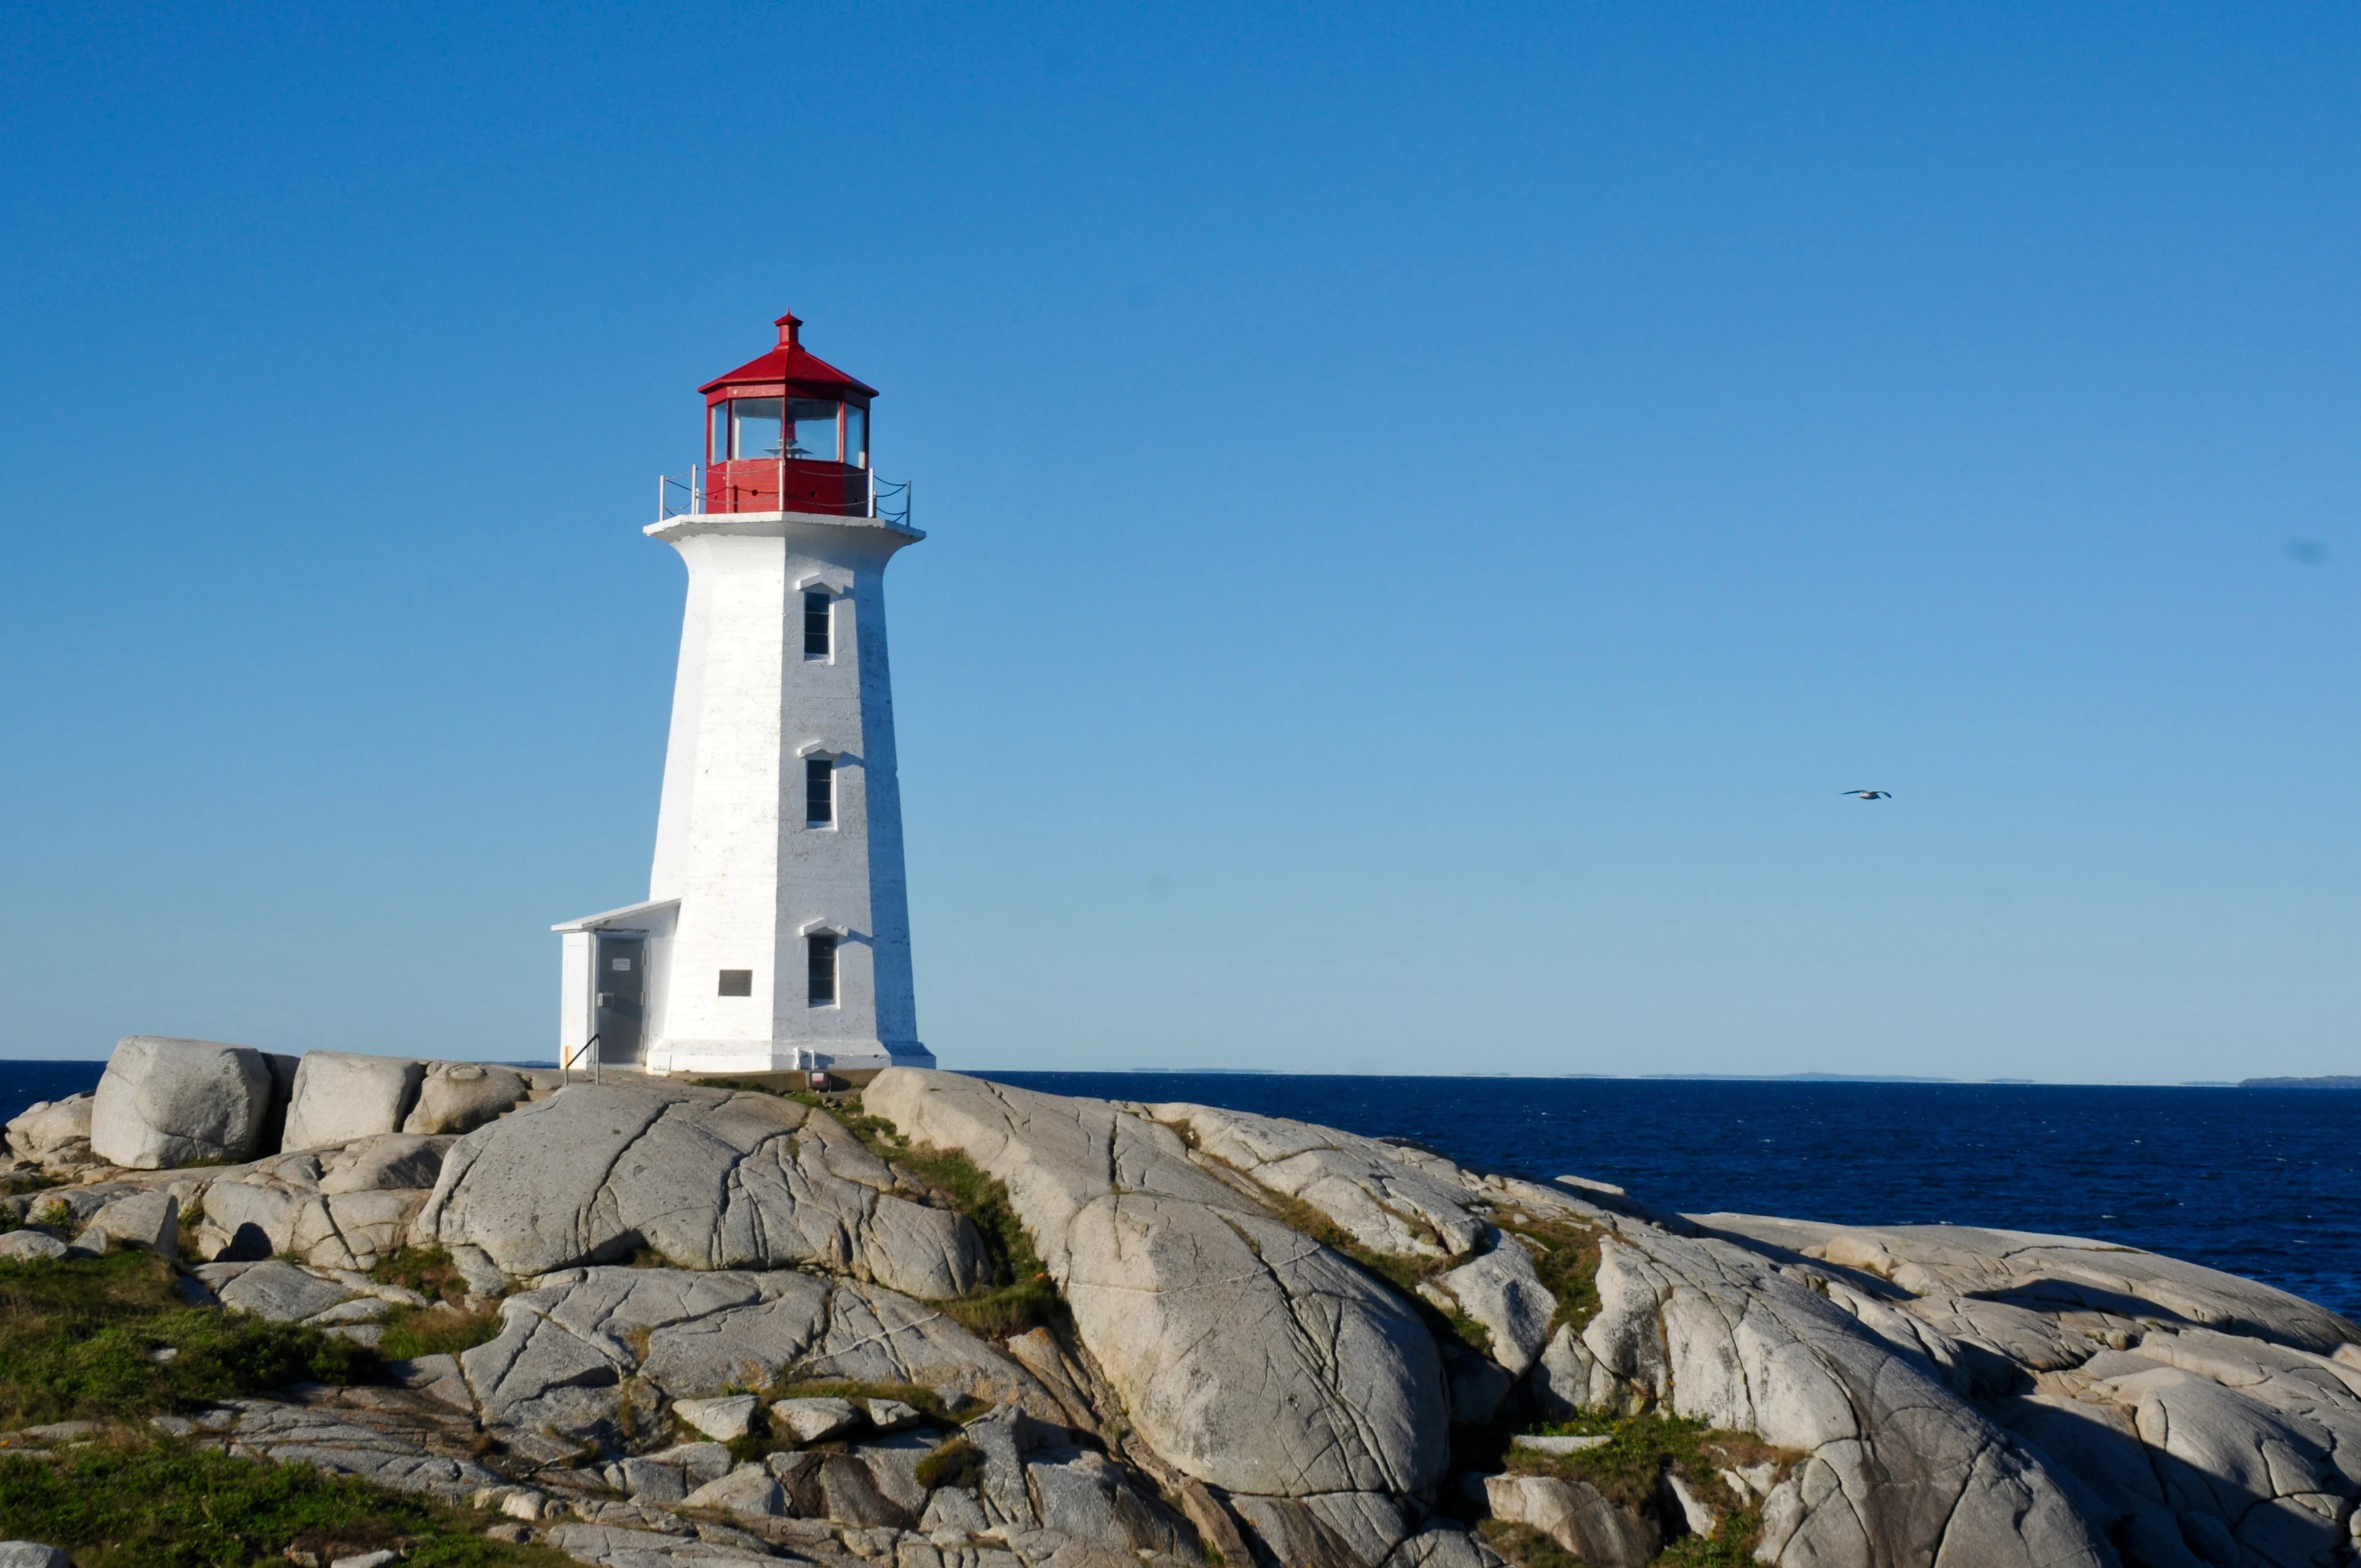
[370,1245,471,1305]
[653,1082,1064,1335]
[1248,1185,1463,1297]
[1478,1519,1584,1568]
[0,1433,568,1567]
[913,1435,983,1491]
[0,1252,375,1427]
[1508,1411,1786,1518]
[377,1303,504,1363]
[828,1098,1064,1339]
[1490,1214,1604,1335]
[719,1378,965,1465]
[1656,1510,1763,1566]
[765,1377,953,1417]
[1480,1414,1781,1565]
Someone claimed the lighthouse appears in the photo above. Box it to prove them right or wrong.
[553,312,936,1077]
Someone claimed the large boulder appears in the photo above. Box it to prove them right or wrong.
[864,1068,1450,1500]
[416,1083,988,1297]
[90,1036,274,1169]
[280,1051,425,1150]
[76,1190,178,1256]
[401,1062,529,1135]
[4,1094,95,1173]
[317,1133,449,1194]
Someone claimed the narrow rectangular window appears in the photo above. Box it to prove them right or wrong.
[807,935,838,1007]
[803,591,831,658]
[718,968,753,997]
[805,756,834,827]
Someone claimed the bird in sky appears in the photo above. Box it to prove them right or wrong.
[1842,790,1892,800]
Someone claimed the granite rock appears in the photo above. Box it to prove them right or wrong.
[416,1082,988,1298]
[91,1036,273,1169]
[401,1062,530,1136]
[76,1190,178,1256]
[0,1545,71,1568]
[280,1052,425,1151]
[4,1094,94,1173]
[866,1069,1449,1500]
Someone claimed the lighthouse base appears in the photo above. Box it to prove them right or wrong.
[642,1039,937,1078]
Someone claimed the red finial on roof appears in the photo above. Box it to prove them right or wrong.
[700,312,876,400]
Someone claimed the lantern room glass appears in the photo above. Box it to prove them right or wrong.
[725,398,785,461]
[707,397,868,467]
[787,399,840,461]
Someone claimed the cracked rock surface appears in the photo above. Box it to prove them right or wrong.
[417,1083,989,1299]
[35,1040,2361,1568]
[1701,1214,2361,1568]
[864,1069,1450,1503]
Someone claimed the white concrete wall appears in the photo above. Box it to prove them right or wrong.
[638,510,933,1075]
[558,930,594,1068]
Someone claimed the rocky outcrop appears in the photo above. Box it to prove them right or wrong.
[416,1082,989,1298]
[1699,1214,2361,1568]
[36,1035,2361,1568]
[458,1265,1059,1446]
[4,1093,95,1176]
[1148,1102,1490,1259]
[1566,1226,2111,1567]
[90,1036,274,1168]
[183,1136,449,1271]
[865,1069,1450,1507]
[282,1051,427,1150]
[74,1189,177,1256]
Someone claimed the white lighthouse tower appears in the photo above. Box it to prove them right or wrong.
[555,311,935,1077]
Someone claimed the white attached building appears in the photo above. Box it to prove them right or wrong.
[556,312,935,1075]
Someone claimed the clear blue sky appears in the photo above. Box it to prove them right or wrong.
[4,3,2358,1080]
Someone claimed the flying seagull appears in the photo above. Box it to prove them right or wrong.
[1842,790,1892,800]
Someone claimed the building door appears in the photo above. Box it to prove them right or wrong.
[594,934,646,1064]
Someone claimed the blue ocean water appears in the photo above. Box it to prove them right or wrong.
[12,1063,2355,1317]
[979,1072,2361,1320]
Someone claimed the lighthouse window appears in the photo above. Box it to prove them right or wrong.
[845,406,868,467]
[709,404,728,464]
[807,935,839,1007]
[803,592,831,658]
[788,399,842,462]
[727,398,785,459]
[805,756,834,827]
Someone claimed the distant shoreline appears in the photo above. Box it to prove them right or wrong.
[0,1058,2344,1089]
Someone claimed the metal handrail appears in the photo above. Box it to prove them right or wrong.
[868,473,912,528]
[563,1032,602,1086]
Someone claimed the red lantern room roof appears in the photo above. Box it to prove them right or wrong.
[698,312,877,403]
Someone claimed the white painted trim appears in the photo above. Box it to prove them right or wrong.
[552,897,681,933]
